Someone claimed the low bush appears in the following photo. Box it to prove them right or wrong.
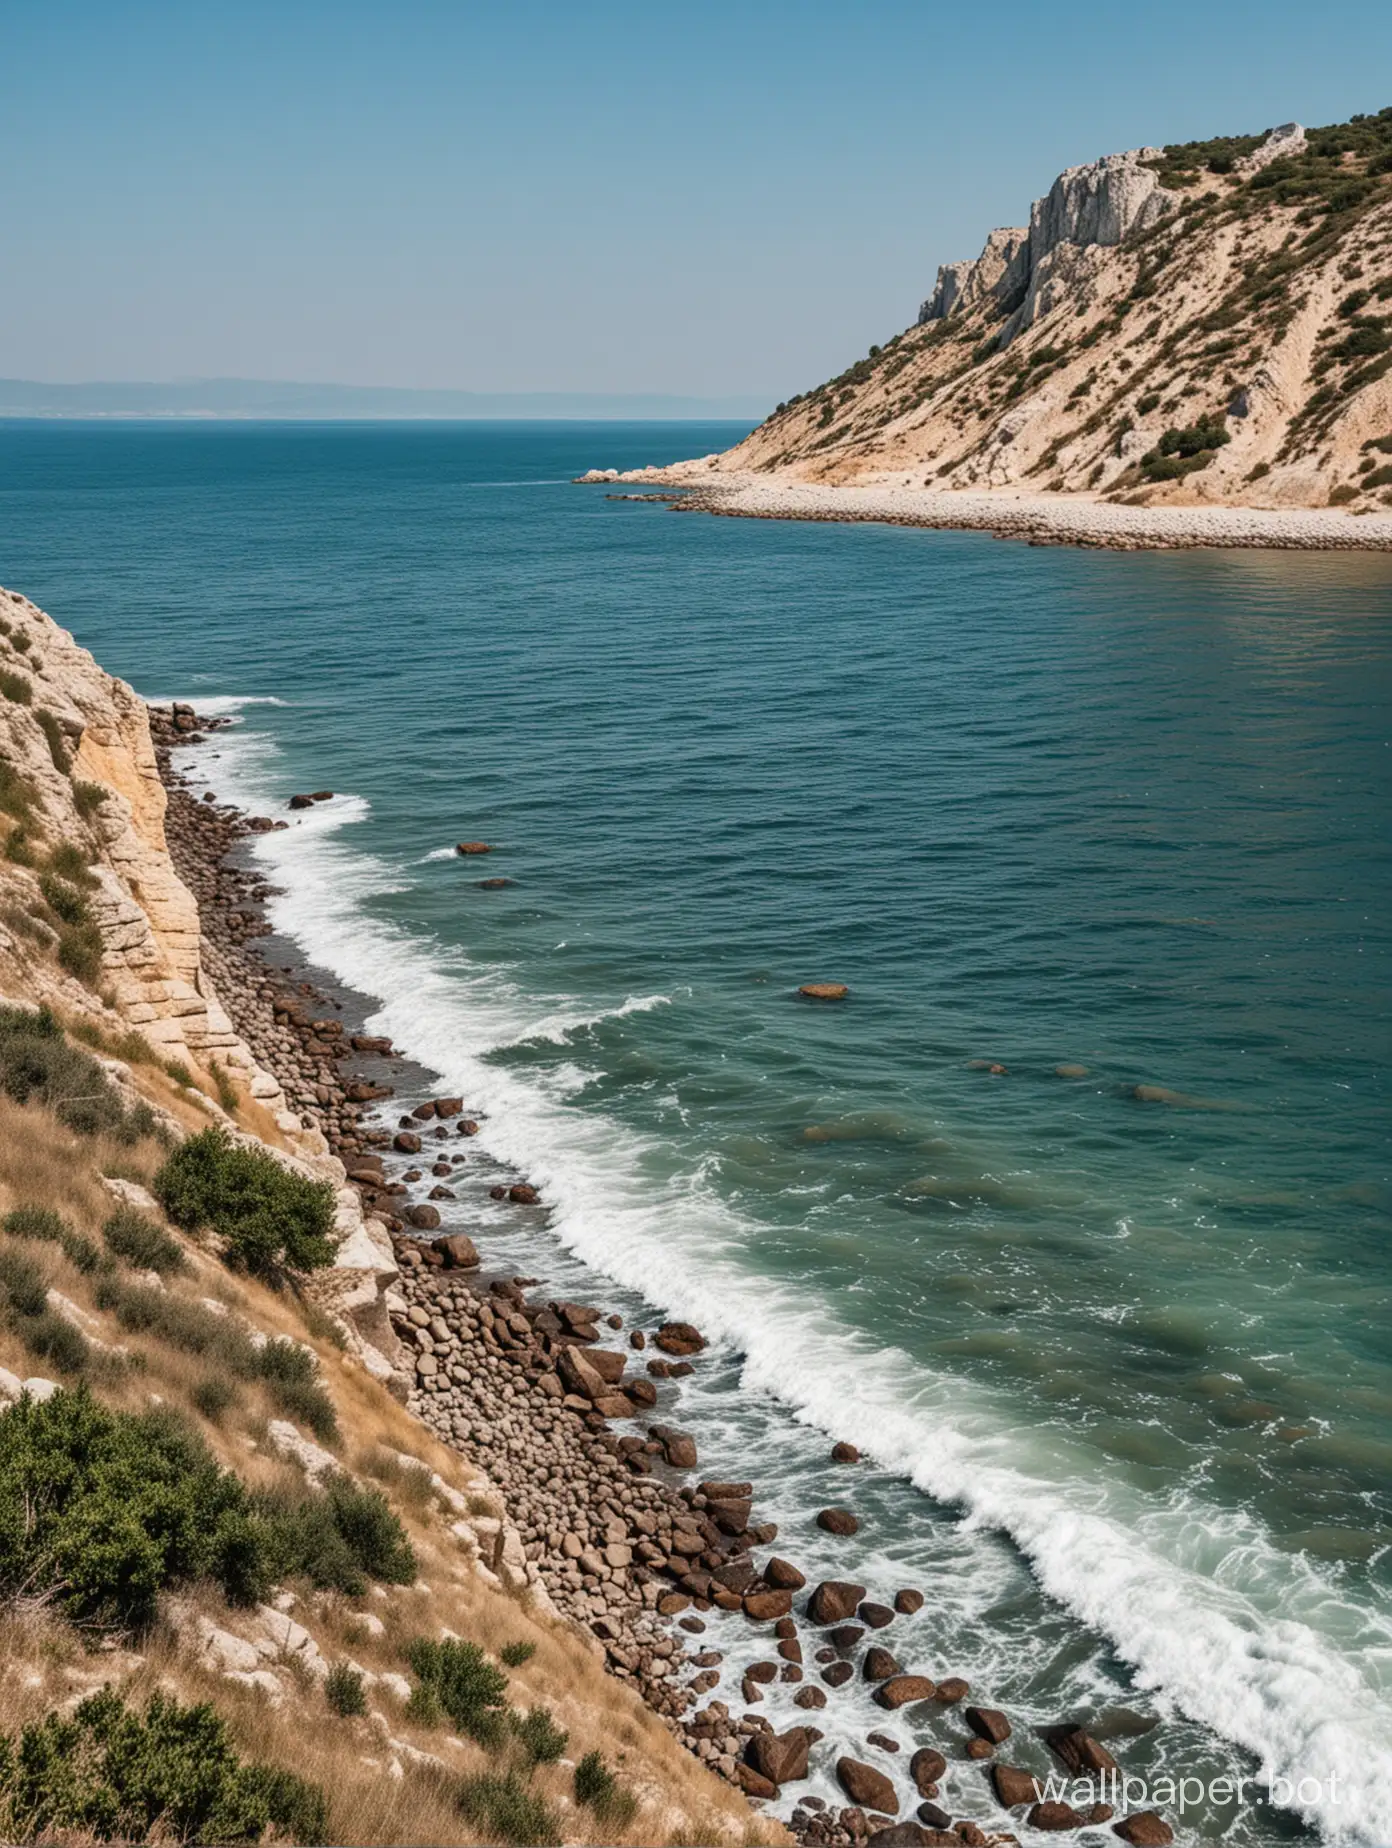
[324,1662,367,1718]
[405,1637,508,1746]
[56,919,104,984]
[71,780,108,820]
[38,874,88,928]
[573,1749,637,1828]
[0,758,36,825]
[3,1204,102,1274]
[0,1005,155,1141]
[500,1639,536,1668]
[0,1387,269,1627]
[1140,415,1231,482]
[154,1128,335,1277]
[0,1246,50,1318]
[44,841,93,886]
[457,1771,559,1847]
[101,1204,185,1274]
[256,1338,338,1443]
[15,1307,90,1374]
[192,1374,237,1422]
[511,1706,568,1767]
[95,1275,258,1373]
[259,1477,416,1597]
[0,1686,328,1845]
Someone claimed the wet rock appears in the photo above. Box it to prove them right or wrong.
[1030,1801,1086,1831]
[816,1507,860,1536]
[745,1589,795,1622]
[433,1234,479,1269]
[909,1749,947,1794]
[1055,1063,1089,1078]
[288,794,314,810]
[893,1589,925,1615]
[765,1557,807,1590]
[746,1727,812,1786]
[734,1762,777,1800]
[1112,1815,1174,1846]
[992,1766,1042,1807]
[404,1205,441,1231]
[862,1647,901,1682]
[434,1097,463,1117]
[649,1424,697,1468]
[916,1802,953,1829]
[1044,1727,1119,1776]
[874,1676,936,1710]
[654,1321,706,1356]
[624,1378,657,1409]
[836,1758,898,1815]
[479,876,512,888]
[828,1626,865,1651]
[859,1601,895,1629]
[867,1733,900,1754]
[393,1131,422,1154]
[746,1661,778,1684]
[412,1102,439,1120]
[821,1662,855,1689]
[799,983,850,1001]
[965,1706,1011,1744]
[455,841,492,855]
[932,1677,969,1704]
[965,1740,995,1761]
[795,1685,828,1710]
[832,1440,861,1462]
[808,1581,867,1624]
[508,1183,540,1205]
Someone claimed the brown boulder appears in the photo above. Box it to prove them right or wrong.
[455,841,492,855]
[732,1762,776,1800]
[509,1183,540,1204]
[746,1727,811,1787]
[557,1346,608,1400]
[765,1557,807,1590]
[799,983,849,1001]
[832,1440,861,1462]
[649,1424,697,1468]
[458,1118,480,1136]
[933,1677,969,1704]
[699,1479,752,1499]
[590,1393,633,1419]
[874,1676,936,1710]
[435,1097,463,1117]
[965,1706,1011,1745]
[585,1348,628,1385]
[807,1581,867,1623]
[655,1321,706,1356]
[404,1204,441,1230]
[708,1498,753,1534]
[1112,1816,1174,1847]
[863,1647,901,1682]
[916,1802,953,1830]
[908,1749,947,1795]
[393,1131,422,1154]
[859,1601,895,1629]
[1044,1727,1118,1777]
[828,1625,865,1650]
[816,1507,860,1536]
[1029,1802,1086,1831]
[624,1378,657,1409]
[794,1685,827,1710]
[991,1766,1042,1808]
[894,1588,925,1615]
[965,1739,995,1761]
[412,1102,438,1120]
[778,1638,803,1664]
[745,1661,778,1684]
[744,1589,794,1622]
[433,1234,480,1269]
[821,1662,854,1689]
[288,794,314,809]
[836,1758,898,1815]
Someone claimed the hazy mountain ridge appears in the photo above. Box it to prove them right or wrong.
[684,108,1392,509]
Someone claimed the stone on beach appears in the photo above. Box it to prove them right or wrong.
[808,1580,867,1623]
[836,1757,899,1815]
[654,1321,706,1356]
[909,1748,947,1794]
[874,1675,936,1710]
[992,1765,1042,1807]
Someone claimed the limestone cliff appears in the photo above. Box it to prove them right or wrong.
[665,109,1392,509]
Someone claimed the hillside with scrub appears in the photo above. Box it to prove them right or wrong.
[0,584,779,1848]
[643,108,1392,511]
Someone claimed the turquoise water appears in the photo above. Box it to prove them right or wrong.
[2,422,1390,1843]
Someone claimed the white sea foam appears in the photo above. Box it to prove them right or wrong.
[178,720,1392,1846]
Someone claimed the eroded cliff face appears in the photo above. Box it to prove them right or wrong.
[684,115,1392,509]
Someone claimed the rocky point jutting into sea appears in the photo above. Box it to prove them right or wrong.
[580,107,1392,544]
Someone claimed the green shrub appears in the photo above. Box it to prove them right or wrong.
[56,920,104,984]
[511,1705,568,1767]
[0,758,36,825]
[325,1662,367,1718]
[154,1127,335,1277]
[500,1640,536,1668]
[0,1687,327,1845]
[405,1637,508,1745]
[38,874,89,927]
[0,1246,50,1318]
[1140,415,1231,482]
[0,1005,154,1141]
[457,1771,559,1847]
[256,1339,338,1444]
[0,669,32,705]
[14,1307,89,1374]
[4,1206,104,1277]
[573,1749,637,1827]
[192,1374,237,1422]
[34,711,70,775]
[257,1478,415,1597]
[4,828,34,866]
[102,1205,186,1274]
[94,1275,258,1373]
[44,841,93,886]
[0,1387,270,1628]
[71,780,108,819]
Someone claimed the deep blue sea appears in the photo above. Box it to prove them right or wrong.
[1,421,1389,1845]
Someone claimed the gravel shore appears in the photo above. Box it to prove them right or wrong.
[149,705,1180,1848]
[581,470,1392,552]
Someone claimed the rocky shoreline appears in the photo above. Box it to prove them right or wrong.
[150,704,1178,1848]
[576,471,1392,553]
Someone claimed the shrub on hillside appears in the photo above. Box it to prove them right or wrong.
[456,1772,559,1847]
[0,1687,327,1845]
[154,1127,335,1277]
[405,1637,509,1745]
[0,1005,155,1141]
[324,1662,367,1718]
[1140,416,1231,482]
[101,1204,185,1275]
[573,1749,637,1828]
[259,1477,416,1597]
[511,1706,568,1767]
[4,1205,103,1275]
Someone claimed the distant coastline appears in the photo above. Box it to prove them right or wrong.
[0,376,770,422]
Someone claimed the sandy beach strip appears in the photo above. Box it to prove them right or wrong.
[587,471,1392,553]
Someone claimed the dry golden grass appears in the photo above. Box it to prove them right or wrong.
[0,1082,789,1847]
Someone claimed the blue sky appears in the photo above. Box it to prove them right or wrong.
[3,1,1388,401]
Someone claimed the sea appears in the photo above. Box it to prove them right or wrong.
[1,420,1389,1845]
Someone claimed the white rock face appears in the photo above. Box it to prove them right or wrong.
[919,228,1027,323]
[1237,122,1305,173]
